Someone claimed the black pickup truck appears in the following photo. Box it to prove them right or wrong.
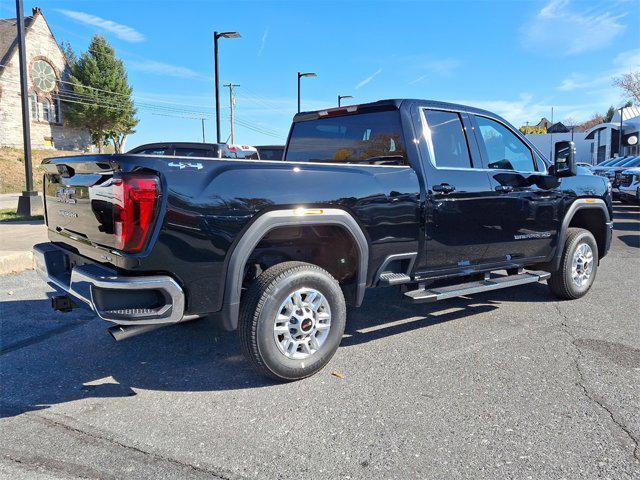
[34,99,613,380]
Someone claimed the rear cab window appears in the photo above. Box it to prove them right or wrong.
[132,146,169,156]
[285,110,408,166]
[173,147,214,157]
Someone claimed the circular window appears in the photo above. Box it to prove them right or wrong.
[32,60,56,92]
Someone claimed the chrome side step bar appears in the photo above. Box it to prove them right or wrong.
[404,271,551,303]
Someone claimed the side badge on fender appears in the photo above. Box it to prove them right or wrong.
[168,162,203,170]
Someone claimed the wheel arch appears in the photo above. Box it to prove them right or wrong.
[552,198,611,271]
[221,208,369,330]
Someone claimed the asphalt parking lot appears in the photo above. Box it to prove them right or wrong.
[1,203,638,479]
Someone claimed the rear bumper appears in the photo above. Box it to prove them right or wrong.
[33,243,185,325]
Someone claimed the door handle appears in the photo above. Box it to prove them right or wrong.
[495,185,514,193]
[432,183,455,193]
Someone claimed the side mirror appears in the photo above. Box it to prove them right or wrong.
[553,141,576,177]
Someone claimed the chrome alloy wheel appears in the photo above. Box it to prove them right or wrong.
[273,288,331,359]
[571,243,594,287]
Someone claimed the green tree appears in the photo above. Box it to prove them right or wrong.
[59,40,77,69]
[604,105,616,123]
[65,36,137,153]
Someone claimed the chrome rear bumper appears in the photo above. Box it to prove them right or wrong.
[33,243,185,325]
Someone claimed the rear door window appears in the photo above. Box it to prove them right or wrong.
[421,109,472,169]
[285,110,407,165]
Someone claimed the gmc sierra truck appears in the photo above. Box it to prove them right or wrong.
[34,99,613,381]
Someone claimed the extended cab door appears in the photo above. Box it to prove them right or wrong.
[412,106,496,274]
[469,114,563,264]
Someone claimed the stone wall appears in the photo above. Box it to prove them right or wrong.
[0,13,92,150]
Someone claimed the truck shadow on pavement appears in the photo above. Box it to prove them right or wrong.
[0,282,559,419]
[612,204,639,247]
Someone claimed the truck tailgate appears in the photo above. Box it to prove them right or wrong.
[42,155,160,254]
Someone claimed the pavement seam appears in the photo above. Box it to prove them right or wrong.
[31,413,245,480]
[553,302,640,464]
[1,451,104,480]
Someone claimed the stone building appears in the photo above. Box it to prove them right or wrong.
[0,7,91,150]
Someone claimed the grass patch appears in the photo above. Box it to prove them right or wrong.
[0,147,81,194]
[0,208,44,223]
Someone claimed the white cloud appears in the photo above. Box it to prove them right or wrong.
[355,68,382,89]
[557,48,640,92]
[56,9,145,43]
[521,0,626,55]
[258,27,269,56]
[127,60,209,80]
[454,93,606,127]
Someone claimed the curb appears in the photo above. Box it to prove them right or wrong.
[0,251,34,275]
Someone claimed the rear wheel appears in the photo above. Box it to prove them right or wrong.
[238,261,346,381]
[548,228,598,300]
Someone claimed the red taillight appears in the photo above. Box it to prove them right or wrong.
[113,174,160,253]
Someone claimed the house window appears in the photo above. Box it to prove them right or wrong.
[42,98,52,122]
[32,60,57,92]
[30,92,39,120]
[37,97,59,123]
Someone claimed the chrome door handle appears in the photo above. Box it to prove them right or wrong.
[495,185,514,193]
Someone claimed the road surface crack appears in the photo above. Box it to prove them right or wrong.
[32,413,243,479]
[553,303,640,463]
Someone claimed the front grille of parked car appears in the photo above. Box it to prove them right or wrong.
[619,174,633,187]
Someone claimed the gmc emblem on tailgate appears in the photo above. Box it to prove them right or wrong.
[55,187,77,204]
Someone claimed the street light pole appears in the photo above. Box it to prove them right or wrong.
[297,71,317,113]
[338,94,353,107]
[214,32,220,143]
[15,0,41,216]
[619,106,624,157]
[214,31,240,144]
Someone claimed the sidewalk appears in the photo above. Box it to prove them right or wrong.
[0,220,47,275]
[0,193,43,213]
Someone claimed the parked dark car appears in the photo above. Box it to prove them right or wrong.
[256,145,285,160]
[128,142,260,160]
[35,99,613,381]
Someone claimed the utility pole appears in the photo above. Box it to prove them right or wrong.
[15,0,41,216]
[201,117,206,143]
[224,83,240,144]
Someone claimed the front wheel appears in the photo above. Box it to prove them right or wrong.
[238,261,346,381]
[548,228,598,300]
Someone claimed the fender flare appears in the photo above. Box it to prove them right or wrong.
[552,198,611,271]
[221,208,369,330]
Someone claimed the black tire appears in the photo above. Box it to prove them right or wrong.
[548,228,598,300]
[238,261,346,381]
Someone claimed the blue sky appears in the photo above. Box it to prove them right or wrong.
[2,0,639,148]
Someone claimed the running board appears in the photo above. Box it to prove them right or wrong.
[404,272,551,303]
[378,272,412,286]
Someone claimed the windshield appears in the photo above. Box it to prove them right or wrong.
[620,157,640,167]
[286,110,407,165]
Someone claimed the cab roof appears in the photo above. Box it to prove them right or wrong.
[292,99,501,123]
